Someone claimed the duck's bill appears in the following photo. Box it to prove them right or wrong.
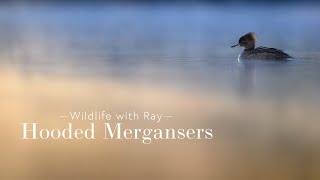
[231,44,239,48]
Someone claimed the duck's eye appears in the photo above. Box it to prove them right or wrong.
[239,40,247,45]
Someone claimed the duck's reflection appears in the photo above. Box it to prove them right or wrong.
[236,58,257,97]
[235,58,290,97]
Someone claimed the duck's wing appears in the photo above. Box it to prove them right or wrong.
[254,46,292,58]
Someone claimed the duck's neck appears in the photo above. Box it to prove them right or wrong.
[244,42,255,50]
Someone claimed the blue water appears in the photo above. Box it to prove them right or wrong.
[1,4,320,101]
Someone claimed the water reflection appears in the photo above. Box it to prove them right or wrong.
[236,59,256,96]
[236,59,291,97]
[2,60,320,180]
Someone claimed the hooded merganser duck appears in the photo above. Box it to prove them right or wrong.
[231,32,292,60]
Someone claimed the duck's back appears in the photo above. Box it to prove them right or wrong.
[240,46,292,60]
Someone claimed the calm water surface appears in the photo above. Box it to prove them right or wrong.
[1,4,320,96]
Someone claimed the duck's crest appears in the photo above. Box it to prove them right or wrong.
[245,32,257,42]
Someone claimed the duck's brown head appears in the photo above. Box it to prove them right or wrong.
[231,32,257,50]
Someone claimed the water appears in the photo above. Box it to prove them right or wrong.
[1,3,320,180]
[1,4,320,93]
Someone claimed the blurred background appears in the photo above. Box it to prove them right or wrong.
[0,0,320,180]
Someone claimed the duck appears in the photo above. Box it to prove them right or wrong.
[231,32,292,60]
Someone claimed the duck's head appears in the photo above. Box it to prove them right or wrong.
[231,32,257,50]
